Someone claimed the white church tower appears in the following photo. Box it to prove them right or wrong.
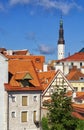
[57,18,65,60]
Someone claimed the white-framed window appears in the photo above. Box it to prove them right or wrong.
[11,111,16,118]
[33,95,37,102]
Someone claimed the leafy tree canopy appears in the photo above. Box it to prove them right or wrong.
[46,89,78,130]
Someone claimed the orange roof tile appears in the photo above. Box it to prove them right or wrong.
[72,112,84,120]
[72,103,84,114]
[38,71,56,90]
[13,50,29,55]
[8,59,41,87]
[4,83,43,91]
[75,94,84,100]
[76,92,84,97]
[14,71,32,80]
[6,55,45,71]
[59,52,84,62]
[66,66,84,80]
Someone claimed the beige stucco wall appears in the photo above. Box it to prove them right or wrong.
[70,82,84,92]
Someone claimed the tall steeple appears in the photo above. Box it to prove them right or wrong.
[57,17,65,60]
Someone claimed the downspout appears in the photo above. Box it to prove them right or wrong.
[7,92,9,130]
[40,93,42,130]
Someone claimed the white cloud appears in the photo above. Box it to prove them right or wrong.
[37,44,55,55]
[9,0,83,14]
[37,0,83,14]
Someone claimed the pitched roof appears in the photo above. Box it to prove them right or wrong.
[75,94,84,100]
[12,49,29,55]
[74,92,84,100]
[66,66,84,81]
[14,71,33,80]
[72,103,84,114]
[72,111,84,120]
[9,59,41,87]
[59,52,84,62]
[41,70,74,96]
[38,71,56,90]
[6,55,45,71]
[4,59,44,91]
[4,83,43,91]
[79,48,84,53]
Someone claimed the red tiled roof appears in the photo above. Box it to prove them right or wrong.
[6,55,45,71]
[76,92,84,97]
[38,71,56,90]
[13,50,29,55]
[14,71,32,80]
[75,94,84,100]
[9,59,41,87]
[74,92,84,100]
[72,112,84,120]
[66,66,84,80]
[59,52,84,62]
[4,83,43,91]
[72,103,84,113]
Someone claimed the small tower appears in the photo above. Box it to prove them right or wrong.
[57,17,65,60]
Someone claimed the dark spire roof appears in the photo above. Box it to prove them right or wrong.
[79,48,84,52]
[58,17,65,45]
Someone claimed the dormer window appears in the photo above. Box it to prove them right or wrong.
[80,77,84,80]
[15,71,33,87]
[20,79,30,87]
[35,58,40,63]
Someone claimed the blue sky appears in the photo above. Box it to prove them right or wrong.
[0,0,84,62]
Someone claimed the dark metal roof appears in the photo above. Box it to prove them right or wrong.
[79,48,84,52]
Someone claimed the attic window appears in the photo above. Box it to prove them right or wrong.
[35,58,40,63]
[80,77,84,80]
[20,79,30,87]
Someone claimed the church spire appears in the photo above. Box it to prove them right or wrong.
[57,16,65,60]
[58,17,65,45]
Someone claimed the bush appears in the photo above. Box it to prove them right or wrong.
[41,117,49,130]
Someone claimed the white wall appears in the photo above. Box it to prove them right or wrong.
[58,44,65,60]
[0,54,8,130]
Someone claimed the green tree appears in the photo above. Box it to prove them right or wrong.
[47,89,78,130]
[41,116,49,130]
[76,120,84,130]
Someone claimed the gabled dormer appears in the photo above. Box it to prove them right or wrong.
[14,71,33,87]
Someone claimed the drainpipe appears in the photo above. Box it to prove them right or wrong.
[7,92,9,130]
[40,93,42,130]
